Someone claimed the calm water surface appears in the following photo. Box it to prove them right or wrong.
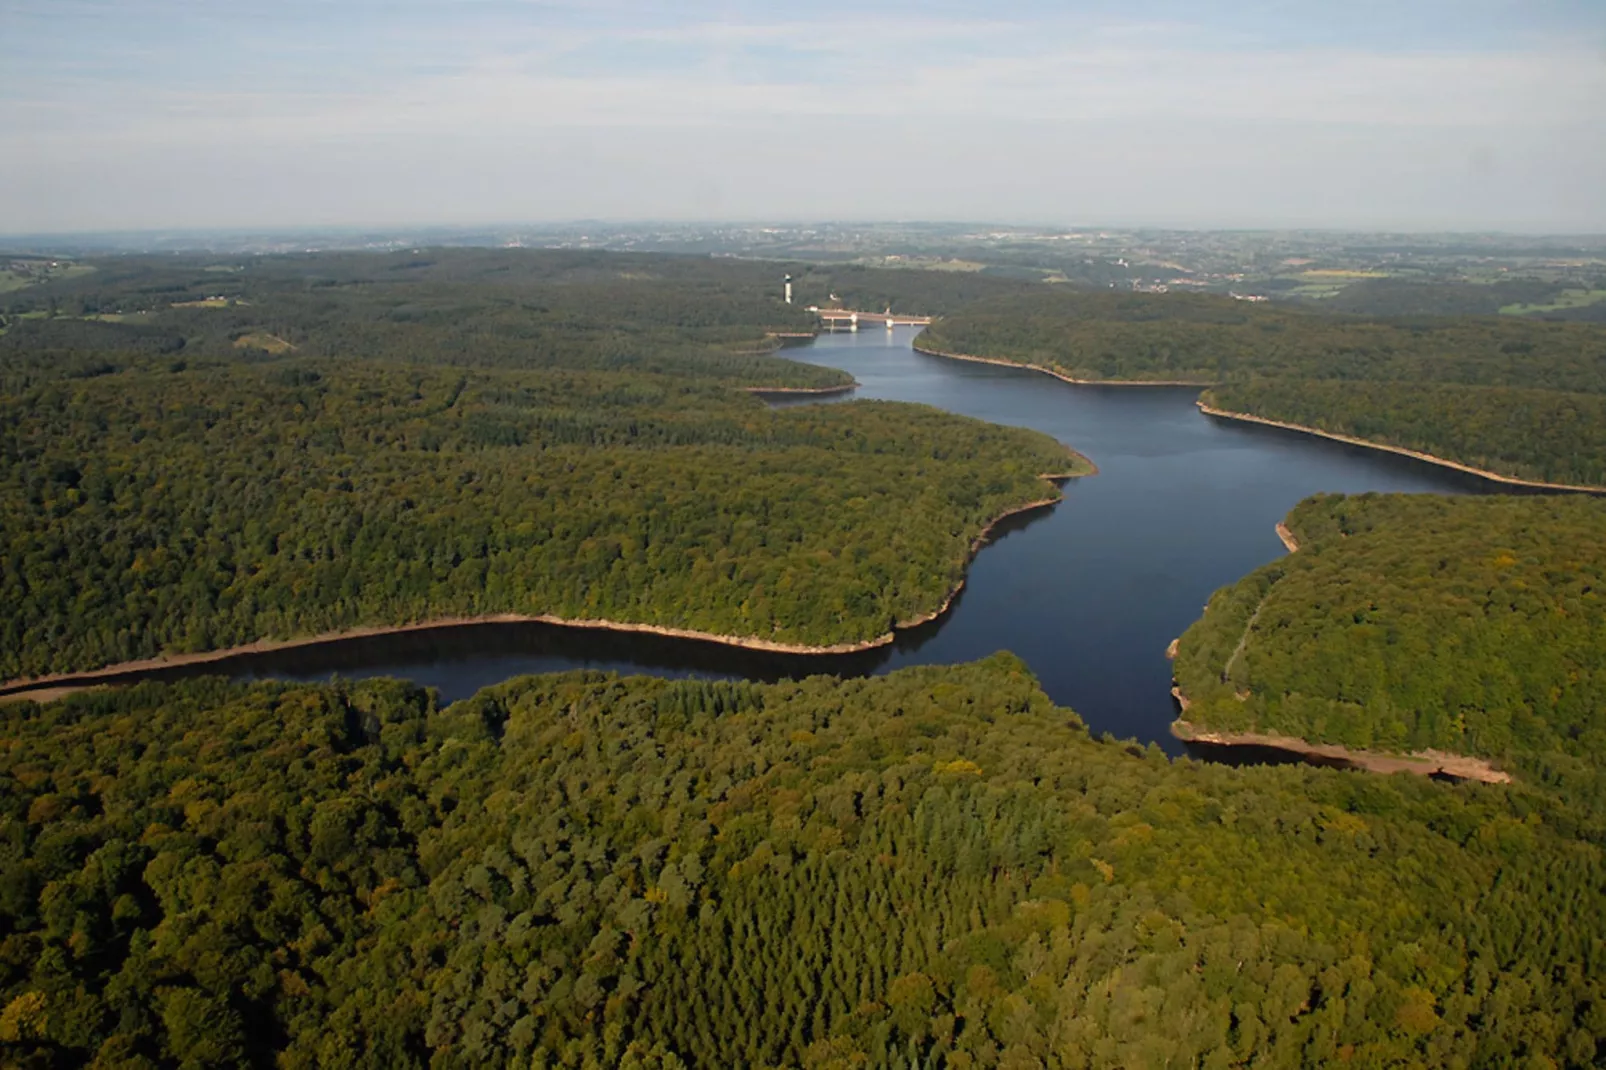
[209,327,1497,751]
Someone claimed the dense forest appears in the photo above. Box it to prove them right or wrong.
[1316,278,1557,318]
[0,248,1039,395]
[916,291,1606,390]
[11,248,1606,1067]
[0,250,843,394]
[1203,380,1606,487]
[1314,278,1606,321]
[0,358,1080,681]
[1173,494,1606,813]
[3,657,1604,1068]
[916,290,1606,485]
[0,250,1090,682]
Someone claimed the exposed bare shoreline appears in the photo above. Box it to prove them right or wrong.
[1167,517,1513,784]
[742,382,859,396]
[902,340,1544,785]
[1170,521,1511,784]
[913,338,1605,494]
[1171,718,1512,784]
[1198,402,1606,494]
[910,340,1215,388]
[0,489,1080,704]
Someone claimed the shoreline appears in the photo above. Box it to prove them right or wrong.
[722,331,820,357]
[1171,718,1512,784]
[742,382,859,396]
[1169,516,1512,786]
[912,339,1604,494]
[910,339,1215,388]
[1197,402,1606,494]
[891,496,1063,633]
[0,615,891,701]
[0,489,1076,704]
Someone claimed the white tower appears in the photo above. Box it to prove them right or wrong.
[784,274,793,305]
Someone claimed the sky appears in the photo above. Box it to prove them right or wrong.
[2,0,1604,233]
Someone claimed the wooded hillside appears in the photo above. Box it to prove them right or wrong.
[1,359,1081,680]
[0,251,1088,681]
[917,290,1606,485]
[3,658,1603,1067]
[1173,493,1606,816]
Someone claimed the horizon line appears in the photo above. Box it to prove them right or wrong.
[5,220,1606,244]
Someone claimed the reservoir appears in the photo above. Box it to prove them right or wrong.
[138,328,1499,751]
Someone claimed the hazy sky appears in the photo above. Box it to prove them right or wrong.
[4,0,1604,233]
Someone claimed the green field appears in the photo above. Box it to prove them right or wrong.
[1286,282,1348,298]
[81,312,154,324]
[0,263,96,292]
[1501,288,1606,315]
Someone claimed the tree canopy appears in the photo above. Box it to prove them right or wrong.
[1,358,1081,681]
[1174,493,1606,817]
[917,290,1606,485]
[0,250,1087,682]
[3,657,1604,1067]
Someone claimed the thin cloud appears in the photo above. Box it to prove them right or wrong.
[17,37,1597,139]
[2,3,1602,230]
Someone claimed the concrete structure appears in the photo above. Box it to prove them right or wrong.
[813,308,934,332]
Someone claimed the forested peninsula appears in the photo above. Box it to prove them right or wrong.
[916,290,1606,487]
[5,657,1606,1068]
[1172,494,1606,809]
[0,252,1088,682]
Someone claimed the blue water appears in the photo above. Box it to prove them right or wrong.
[121,328,1497,750]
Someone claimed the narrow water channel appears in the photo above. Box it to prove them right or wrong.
[183,328,1498,750]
